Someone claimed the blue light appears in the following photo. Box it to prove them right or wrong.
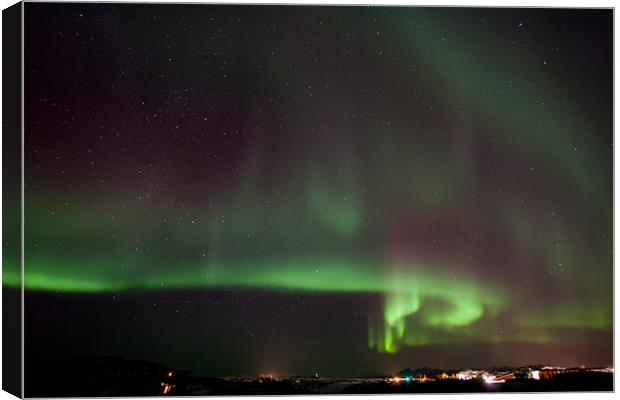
[404,377,412,382]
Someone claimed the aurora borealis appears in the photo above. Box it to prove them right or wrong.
[15,3,612,377]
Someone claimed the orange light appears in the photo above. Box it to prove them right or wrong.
[167,372,173,377]
[162,384,173,395]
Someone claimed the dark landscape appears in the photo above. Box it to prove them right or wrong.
[25,356,613,397]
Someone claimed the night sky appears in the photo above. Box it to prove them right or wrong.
[16,4,612,377]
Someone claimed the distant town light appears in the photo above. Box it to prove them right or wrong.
[483,374,505,384]
[161,383,175,395]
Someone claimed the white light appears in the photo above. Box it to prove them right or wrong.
[483,375,505,384]
[531,371,540,380]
